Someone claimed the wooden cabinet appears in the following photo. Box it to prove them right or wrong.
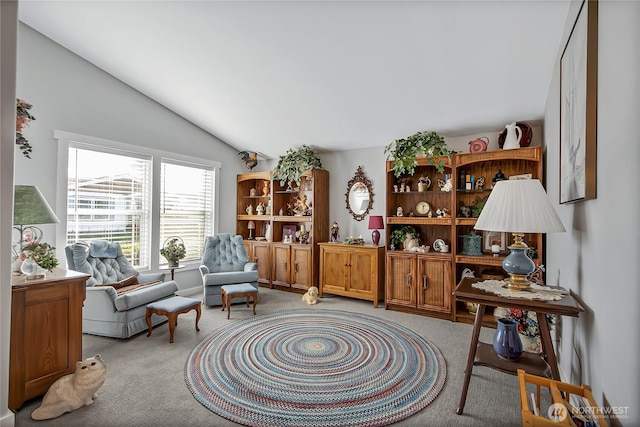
[385,251,452,317]
[384,146,544,323]
[271,243,312,290]
[9,269,88,410]
[237,169,329,292]
[318,243,384,307]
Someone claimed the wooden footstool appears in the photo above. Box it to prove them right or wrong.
[146,296,201,343]
[221,283,258,319]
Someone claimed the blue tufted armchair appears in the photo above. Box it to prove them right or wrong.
[199,234,258,306]
[66,240,178,338]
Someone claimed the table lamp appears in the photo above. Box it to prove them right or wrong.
[247,220,256,240]
[368,215,384,246]
[13,185,59,248]
[474,179,565,290]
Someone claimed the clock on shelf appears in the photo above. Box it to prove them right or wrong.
[416,201,431,216]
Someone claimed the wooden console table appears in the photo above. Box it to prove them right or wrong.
[9,269,88,410]
[453,277,583,415]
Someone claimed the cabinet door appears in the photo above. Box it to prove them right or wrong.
[348,249,374,296]
[321,248,347,293]
[291,245,312,290]
[385,252,416,308]
[271,244,291,288]
[416,256,451,313]
[252,242,271,286]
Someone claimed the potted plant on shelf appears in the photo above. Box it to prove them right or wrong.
[160,237,186,268]
[384,131,456,178]
[272,145,322,187]
[389,225,420,251]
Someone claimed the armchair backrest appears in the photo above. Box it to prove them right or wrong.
[201,234,249,273]
[65,240,140,287]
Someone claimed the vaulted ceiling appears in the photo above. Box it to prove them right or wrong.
[18,0,571,159]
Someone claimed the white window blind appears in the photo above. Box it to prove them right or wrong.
[159,159,214,264]
[67,146,152,268]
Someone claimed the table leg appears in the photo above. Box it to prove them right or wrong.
[194,304,201,331]
[145,309,153,337]
[537,312,560,380]
[456,303,486,415]
[252,293,258,315]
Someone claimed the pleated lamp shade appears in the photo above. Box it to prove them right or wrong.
[474,179,565,234]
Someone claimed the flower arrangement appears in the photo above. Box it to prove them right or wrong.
[507,308,555,339]
[19,234,59,272]
[16,99,36,159]
[160,237,186,266]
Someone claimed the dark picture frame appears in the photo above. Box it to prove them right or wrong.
[560,0,598,204]
[282,225,297,242]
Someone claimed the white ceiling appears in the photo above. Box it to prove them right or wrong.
[18,0,571,159]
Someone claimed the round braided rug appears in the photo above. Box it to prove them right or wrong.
[185,309,446,427]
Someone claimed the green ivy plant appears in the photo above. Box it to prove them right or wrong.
[384,131,456,177]
[389,225,420,250]
[272,145,322,186]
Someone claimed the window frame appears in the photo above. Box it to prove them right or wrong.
[55,130,220,273]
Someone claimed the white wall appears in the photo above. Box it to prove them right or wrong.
[14,23,257,291]
[1,3,18,426]
[544,1,639,425]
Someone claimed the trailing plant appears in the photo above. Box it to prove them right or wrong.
[272,145,322,186]
[389,225,420,250]
[470,195,487,218]
[384,131,456,177]
[16,99,36,159]
[19,234,59,271]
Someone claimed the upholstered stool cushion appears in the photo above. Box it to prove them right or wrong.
[147,296,200,313]
[221,283,257,295]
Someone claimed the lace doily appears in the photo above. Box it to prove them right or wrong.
[471,280,568,301]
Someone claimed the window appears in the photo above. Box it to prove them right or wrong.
[159,159,214,263]
[60,132,217,271]
[67,147,152,267]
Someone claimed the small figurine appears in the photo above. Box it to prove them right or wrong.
[475,176,486,190]
[440,178,453,192]
[246,205,254,215]
[460,205,471,218]
[396,206,404,217]
[256,202,265,215]
[250,188,257,197]
[330,222,340,242]
[399,183,405,193]
[436,208,443,218]
[262,181,270,196]
[393,185,399,193]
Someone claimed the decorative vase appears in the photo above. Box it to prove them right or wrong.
[167,259,179,268]
[20,258,46,278]
[492,318,523,361]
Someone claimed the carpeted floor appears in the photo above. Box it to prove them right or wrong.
[14,287,523,426]
[185,309,446,426]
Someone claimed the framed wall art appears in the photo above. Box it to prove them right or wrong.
[483,231,506,254]
[560,0,598,204]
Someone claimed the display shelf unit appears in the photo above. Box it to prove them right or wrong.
[384,146,544,323]
[237,169,329,292]
[384,156,455,318]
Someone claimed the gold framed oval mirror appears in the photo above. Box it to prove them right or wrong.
[345,166,373,221]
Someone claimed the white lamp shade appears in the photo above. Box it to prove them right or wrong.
[474,179,565,233]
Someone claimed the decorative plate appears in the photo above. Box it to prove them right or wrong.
[432,238,445,252]
[416,201,431,215]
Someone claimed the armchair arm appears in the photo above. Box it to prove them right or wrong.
[113,280,178,312]
[244,262,258,272]
[138,272,166,283]
[84,286,119,320]
[199,265,210,285]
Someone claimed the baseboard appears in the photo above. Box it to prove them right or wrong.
[176,287,201,298]
[0,410,16,427]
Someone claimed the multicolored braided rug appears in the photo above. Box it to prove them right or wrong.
[184,309,446,426]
